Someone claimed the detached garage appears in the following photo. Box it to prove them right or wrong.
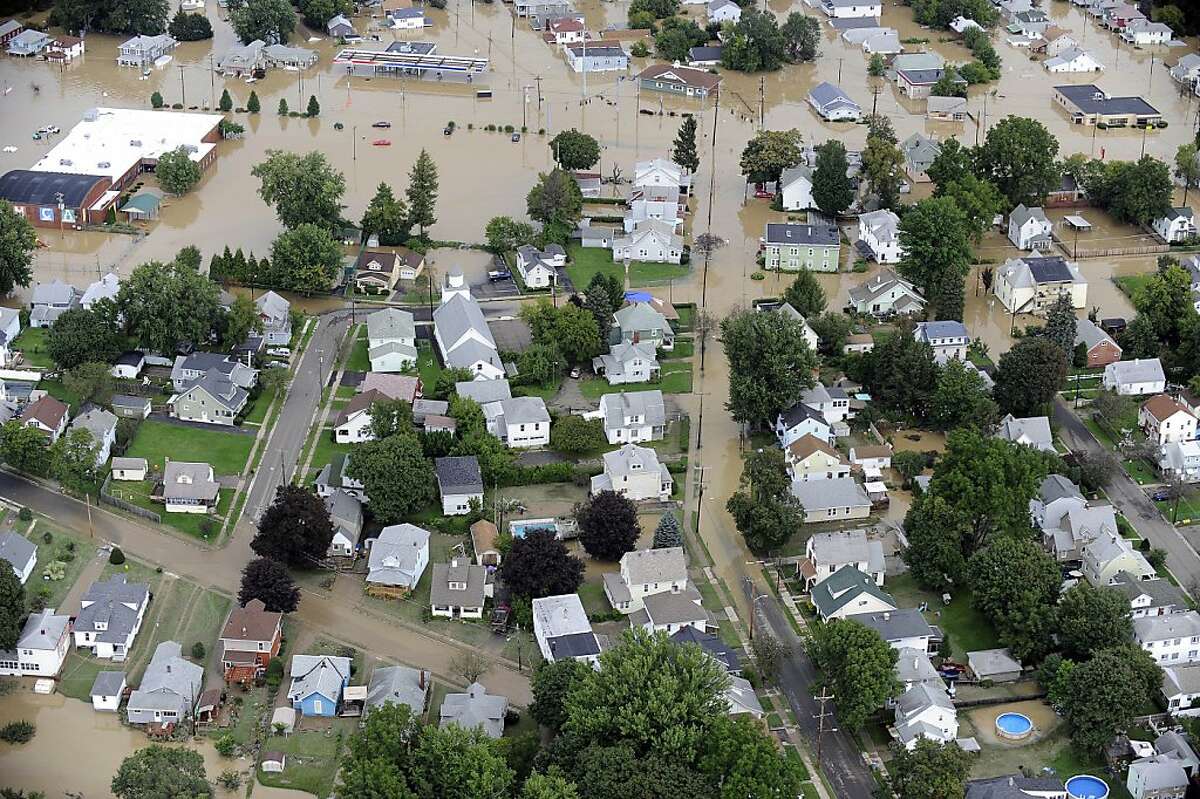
[0,169,114,228]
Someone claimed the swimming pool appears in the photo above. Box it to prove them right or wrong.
[1065,775,1109,799]
[994,712,1034,740]
[509,519,558,538]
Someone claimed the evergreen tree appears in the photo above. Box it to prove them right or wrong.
[406,149,439,237]
[277,97,288,115]
[150,90,164,108]
[672,116,700,174]
[652,513,683,549]
[307,94,320,117]
[219,88,232,112]
[1043,293,1077,358]
[360,182,410,246]
[247,90,261,113]
[811,140,854,216]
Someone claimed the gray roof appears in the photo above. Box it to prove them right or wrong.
[1128,755,1188,792]
[255,290,289,322]
[129,641,203,715]
[811,566,895,617]
[288,654,351,703]
[111,456,147,472]
[1111,571,1187,608]
[966,775,1065,799]
[367,524,431,586]
[896,681,955,716]
[1075,318,1119,353]
[779,164,813,192]
[670,626,741,671]
[77,576,150,644]
[183,370,248,412]
[0,20,22,38]
[435,456,484,496]
[30,279,77,306]
[927,95,968,114]
[440,682,508,738]
[366,665,428,715]
[895,647,940,686]
[13,610,68,652]
[600,390,666,432]
[1163,663,1200,696]
[73,407,117,441]
[848,269,923,306]
[688,45,723,62]
[1039,473,1083,504]
[367,308,415,342]
[455,379,512,404]
[602,443,667,482]
[901,133,942,172]
[325,489,363,542]
[764,223,840,247]
[613,302,672,336]
[914,320,968,342]
[1106,357,1164,385]
[1055,84,1159,116]
[90,670,126,697]
[790,478,871,512]
[430,560,487,609]
[966,648,1022,678]
[112,394,150,409]
[497,396,549,425]
[163,461,219,502]
[622,546,686,586]
[434,294,500,370]
[643,591,707,625]
[0,531,36,574]
[846,607,934,642]
[996,414,1053,450]
[809,81,859,112]
[1134,611,1200,642]
[1155,730,1199,770]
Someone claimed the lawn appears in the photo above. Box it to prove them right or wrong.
[39,378,81,412]
[244,387,276,425]
[12,326,53,369]
[1156,494,1200,526]
[257,718,357,799]
[108,479,235,539]
[664,339,694,360]
[577,579,610,617]
[674,305,695,332]
[23,521,96,613]
[307,433,357,480]
[577,361,693,400]
[124,419,255,475]
[512,376,564,401]
[346,325,370,372]
[886,573,999,659]
[565,244,691,289]
[1123,459,1158,485]
[417,341,442,390]
[695,578,741,648]
[1115,273,1155,302]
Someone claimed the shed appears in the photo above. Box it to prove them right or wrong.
[966,648,1022,683]
[90,670,126,711]
[261,752,286,773]
[120,192,162,221]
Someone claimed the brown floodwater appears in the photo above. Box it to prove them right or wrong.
[0,686,310,798]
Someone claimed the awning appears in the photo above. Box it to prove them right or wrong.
[1063,214,1092,230]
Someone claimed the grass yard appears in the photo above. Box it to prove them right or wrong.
[243,387,276,425]
[565,244,691,288]
[664,339,694,360]
[224,686,270,747]
[886,573,999,658]
[23,521,96,613]
[695,579,742,648]
[12,326,53,369]
[1115,273,1155,302]
[257,718,357,799]
[346,325,370,372]
[417,341,441,390]
[307,434,357,480]
[577,579,610,617]
[39,378,81,412]
[577,361,693,400]
[1082,417,1118,449]
[125,419,255,475]
[1157,494,1200,526]
[1123,459,1158,485]
[674,305,695,332]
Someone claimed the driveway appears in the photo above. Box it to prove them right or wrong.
[473,276,522,300]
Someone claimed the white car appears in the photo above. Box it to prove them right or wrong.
[267,347,291,358]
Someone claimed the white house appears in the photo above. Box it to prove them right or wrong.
[810,566,896,621]
[1044,47,1104,72]
[0,531,36,585]
[603,546,689,614]
[434,456,484,516]
[914,321,970,365]
[807,82,862,122]
[591,390,668,444]
[592,340,659,385]
[792,478,873,524]
[388,7,426,29]
[325,490,362,557]
[822,0,883,17]
[1121,18,1172,44]
[1114,572,1189,619]
[1134,611,1200,665]
[430,559,489,620]
[1140,395,1198,446]
[483,396,551,448]
[857,210,903,264]
[515,244,564,289]
[1127,753,1189,799]
[71,407,118,466]
[996,414,1055,453]
[849,444,892,472]
[631,591,708,635]
[73,576,150,660]
[590,443,673,501]
[1155,208,1197,244]
[1104,358,1167,396]
[613,220,684,265]
[1162,663,1200,716]
[333,389,383,444]
[532,594,602,665]
[707,0,741,23]
[1007,204,1054,251]
[994,255,1087,314]
[847,270,925,316]
[111,351,146,380]
[81,272,120,309]
[894,683,958,749]
[366,524,431,594]
[1161,440,1200,482]
[434,292,504,381]
[778,166,814,211]
[0,610,70,677]
[775,402,833,448]
[90,671,127,711]
[367,308,418,373]
[785,435,852,482]
[162,461,219,514]
[799,529,885,588]
[773,302,820,352]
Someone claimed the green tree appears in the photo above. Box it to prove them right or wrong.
[0,421,49,476]
[739,129,803,186]
[47,308,122,369]
[218,88,232,112]
[927,137,973,189]
[898,197,972,320]
[530,657,591,731]
[522,774,580,799]
[1153,2,1186,32]
[550,415,604,454]
[1042,293,1077,356]
[517,342,563,388]
[938,174,1005,245]
[652,512,683,549]
[992,336,1070,416]
[306,94,320,117]
[889,739,972,799]
[975,116,1061,208]
[726,447,804,552]
[223,293,263,349]
[576,490,640,561]
[500,528,584,599]
[408,722,514,798]
[299,0,350,27]
[809,311,851,356]
[169,8,213,39]
[699,713,807,798]
[252,150,345,230]
[238,557,301,613]
[250,484,334,567]
[720,308,817,427]
[484,216,536,255]
[552,303,603,364]
[1134,263,1194,347]
[231,0,294,44]
[153,147,201,195]
[858,324,939,419]
[721,9,787,72]
[1107,155,1173,226]
[808,619,900,728]
[781,12,820,62]
[278,98,289,115]
[1057,582,1133,660]
[247,90,261,113]
[360,182,410,246]
[406,149,439,237]
[893,450,927,488]
[151,90,164,108]
[930,65,966,98]
[50,427,98,494]
[628,0,678,19]
[672,115,700,174]
[811,140,854,216]
[1177,143,1200,206]
[526,169,584,245]
[270,223,343,294]
[62,361,116,406]
[367,398,414,440]
[111,745,211,799]
[347,433,434,523]
[117,259,221,354]
[1064,647,1161,754]
[0,565,24,650]
[868,52,885,76]
[968,536,1061,661]
[550,129,601,170]
[861,115,905,209]
[928,358,997,431]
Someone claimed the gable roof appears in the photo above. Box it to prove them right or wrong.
[455,379,511,404]
[791,478,871,512]
[636,63,723,90]
[435,455,483,496]
[810,566,896,617]
[20,394,68,430]
[621,546,686,586]
[366,665,428,714]
[288,654,351,702]
[220,598,282,644]
[1106,357,1165,385]
[846,607,933,642]
[440,682,508,738]
[1143,394,1195,424]
[0,531,36,573]
[1075,318,1119,353]
[367,523,431,585]
[367,307,415,341]
[670,626,741,671]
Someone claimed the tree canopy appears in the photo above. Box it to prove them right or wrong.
[0,202,36,297]
[112,745,211,799]
[154,147,202,195]
[231,0,294,44]
[252,150,346,231]
[720,308,817,427]
[975,116,1061,208]
[968,536,1061,662]
[897,197,973,320]
[721,9,787,72]
[550,129,601,171]
[726,447,804,552]
[269,223,344,294]
[739,129,803,186]
[527,169,584,245]
[811,140,854,216]
[499,529,585,599]
[807,619,900,728]
[346,433,434,523]
[889,740,972,799]
[576,490,640,561]
[251,484,335,568]
[238,556,301,613]
[47,307,123,370]
[992,336,1069,417]
[782,269,826,319]
[116,259,221,355]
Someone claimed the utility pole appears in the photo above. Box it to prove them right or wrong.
[758,76,764,130]
[535,74,543,110]
[814,687,836,762]
[701,87,720,310]
[837,57,843,84]
[209,55,215,109]
[179,64,186,106]
[523,85,528,129]
[870,84,880,118]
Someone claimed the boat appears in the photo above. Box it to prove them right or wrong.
[372,139,391,146]
[371,121,391,128]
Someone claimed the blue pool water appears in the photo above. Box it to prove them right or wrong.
[995,712,1033,736]
[1065,775,1109,799]
[509,520,557,538]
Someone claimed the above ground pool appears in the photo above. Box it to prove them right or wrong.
[994,712,1034,740]
[1065,775,1109,799]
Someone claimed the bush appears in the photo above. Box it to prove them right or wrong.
[171,103,184,110]
[265,658,284,689]
[191,641,206,660]
[218,770,242,790]
[150,91,164,109]
[0,721,35,744]
[214,733,236,757]
[109,547,125,565]
[21,507,33,522]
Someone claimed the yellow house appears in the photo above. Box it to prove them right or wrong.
[785,434,852,482]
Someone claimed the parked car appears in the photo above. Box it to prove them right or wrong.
[1152,489,1172,502]
[265,360,289,369]
[372,121,392,128]
[511,133,520,142]
[487,270,511,282]
[267,347,291,358]
[569,367,581,379]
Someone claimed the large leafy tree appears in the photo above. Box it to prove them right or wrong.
[968,536,1061,662]
[530,658,591,731]
[55,0,170,34]
[927,137,974,189]
[0,420,49,475]
[346,433,434,523]
[0,565,24,651]
[739,129,803,186]
[231,0,295,43]
[938,174,1005,245]
[807,619,900,728]
[861,115,905,210]
[1064,646,1161,754]
[898,197,973,321]
[500,529,585,599]
[406,149,439,237]
[782,269,826,318]
[0,202,37,296]
[1088,156,1173,226]
[50,427,98,494]
[526,169,584,245]
[552,742,714,799]
[698,713,807,798]
[250,484,335,568]
[63,361,116,406]
[1134,262,1195,347]
[270,223,343,294]
[928,358,997,431]
[726,447,804,552]
[299,0,351,28]
[408,724,514,798]
[1056,583,1133,660]
[889,739,972,799]
[992,336,1069,417]
[858,325,938,420]
[155,147,202,195]
[1042,293,1077,356]
[811,140,854,216]
[549,129,601,171]
[654,17,708,62]
[47,307,122,369]
[721,9,787,72]
[252,150,346,231]
[576,490,640,561]
[720,308,817,427]
[116,259,221,354]
[781,12,820,62]
[112,745,211,799]
[238,556,301,613]
[975,116,1061,208]
[360,182,410,246]
[223,293,263,349]
[484,216,537,255]
[672,116,700,174]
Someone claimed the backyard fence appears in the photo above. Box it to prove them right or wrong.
[100,473,161,524]
[951,691,1046,709]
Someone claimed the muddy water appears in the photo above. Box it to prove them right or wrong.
[0,687,309,798]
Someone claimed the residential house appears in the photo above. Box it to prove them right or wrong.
[0,19,24,48]
[315,453,367,502]
[670,626,742,673]
[798,529,885,588]
[288,654,351,717]
[111,395,151,420]
[901,132,942,182]
[914,320,970,364]
[111,351,146,380]
[808,82,862,122]
[434,455,484,516]
[625,184,684,233]
[327,14,358,39]
[126,641,203,728]
[515,244,564,289]
[926,95,969,121]
[611,301,675,352]
[772,302,820,351]
[966,648,1023,683]
[857,210,903,264]
[564,42,628,73]
[894,682,958,749]
[1053,84,1162,126]
[603,546,689,614]
[387,6,426,29]
[1160,440,1200,481]
[1141,395,1198,445]
[844,333,875,354]
[848,607,939,653]
[20,395,68,442]
[483,396,551,448]
[434,293,504,380]
[217,39,266,76]
[354,250,402,295]
[630,590,707,635]
[965,776,1066,799]
[822,0,883,17]
[170,352,256,392]
[1075,319,1122,367]
[0,610,69,677]
[532,594,602,664]
[366,308,418,372]
[1162,663,1200,716]
[546,17,587,45]
[455,378,512,405]
[366,666,429,717]
[471,520,501,567]
[1172,53,1200,86]
[633,158,692,194]
[1113,571,1189,618]
[775,402,834,448]
[779,165,814,211]
[592,389,667,444]
[116,34,176,67]
[1011,8,1051,36]
[0,305,19,364]
[847,269,926,316]
[366,523,431,596]
[90,671,126,711]
[862,29,902,53]
[613,219,684,264]
[590,443,673,500]
[1127,753,1190,799]
[162,461,220,514]
[897,68,963,100]
[0,531,36,584]
[1155,208,1197,244]
[1104,358,1167,396]
[28,280,79,328]
[74,576,150,660]
[895,648,942,693]
[255,291,292,346]
[849,444,892,472]
[5,29,49,56]
[1031,474,1104,560]
[171,371,248,426]
[325,490,363,557]
[219,598,283,684]
[724,675,765,717]
[430,558,489,619]
[994,255,1087,313]
[996,414,1055,453]
[1121,18,1173,44]
[440,682,508,738]
[71,407,117,466]
[762,223,841,272]
[1007,205,1055,251]
[708,0,741,22]
[1083,530,1157,587]
[785,434,852,482]
[361,373,420,404]
[1044,47,1104,72]
[687,45,722,67]
[810,566,897,621]
[334,389,385,444]
[636,63,722,99]
[81,272,119,309]
[1134,611,1200,665]
[801,382,852,429]
[593,340,659,385]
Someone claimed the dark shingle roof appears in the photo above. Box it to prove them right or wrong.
[0,169,108,206]
[435,456,483,495]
